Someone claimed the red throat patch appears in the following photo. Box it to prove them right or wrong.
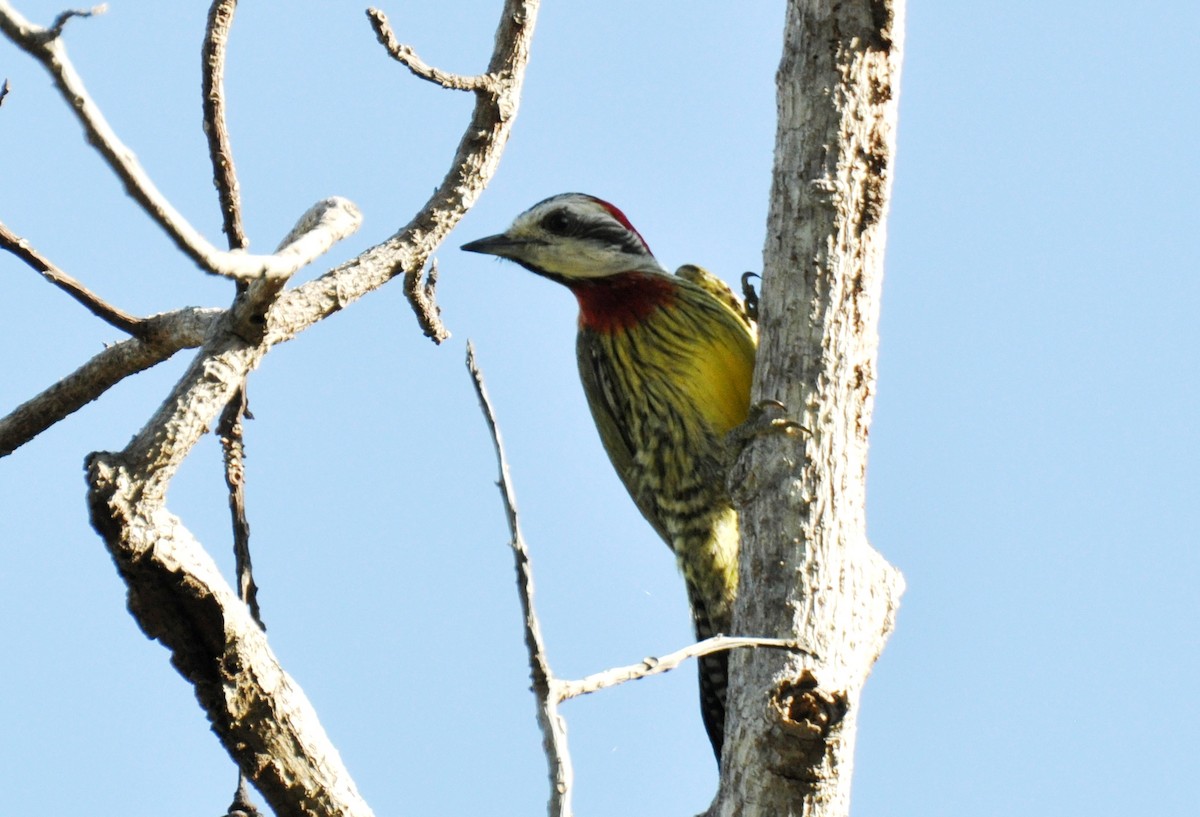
[570,273,677,333]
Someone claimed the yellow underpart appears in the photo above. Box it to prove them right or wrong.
[683,333,755,436]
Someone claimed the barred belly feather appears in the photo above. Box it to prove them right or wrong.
[576,273,754,758]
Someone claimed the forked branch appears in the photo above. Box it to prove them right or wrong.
[0,1,355,282]
[53,1,543,814]
[4,0,542,813]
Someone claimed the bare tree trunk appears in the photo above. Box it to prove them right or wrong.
[717,2,906,815]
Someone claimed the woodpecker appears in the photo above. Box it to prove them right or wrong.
[462,193,756,761]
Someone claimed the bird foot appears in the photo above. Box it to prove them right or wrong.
[725,400,810,505]
[732,399,810,445]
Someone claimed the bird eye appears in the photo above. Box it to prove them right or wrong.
[540,210,573,235]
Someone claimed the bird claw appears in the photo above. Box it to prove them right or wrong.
[725,400,810,486]
[741,272,761,322]
[725,400,809,506]
[735,399,810,442]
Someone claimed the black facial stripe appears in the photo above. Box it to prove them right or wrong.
[535,203,648,255]
[583,223,647,255]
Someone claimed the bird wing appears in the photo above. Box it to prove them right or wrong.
[674,264,756,335]
[577,332,674,545]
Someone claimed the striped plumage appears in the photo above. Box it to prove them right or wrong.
[462,193,756,761]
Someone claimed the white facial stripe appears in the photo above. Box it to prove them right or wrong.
[504,196,664,279]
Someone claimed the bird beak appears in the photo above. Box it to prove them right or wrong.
[461,233,528,259]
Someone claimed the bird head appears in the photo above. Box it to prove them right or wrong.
[461,193,666,282]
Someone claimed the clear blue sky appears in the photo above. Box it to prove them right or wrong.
[2,1,1197,815]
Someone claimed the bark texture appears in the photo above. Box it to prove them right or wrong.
[717,1,906,815]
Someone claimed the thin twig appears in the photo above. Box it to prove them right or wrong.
[218,387,262,628]
[555,635,808,702]
[366,1,517,343]
[466,341,573,817]
[0,219,144,334]
[48,4,105,39]
[0,3,224,273]
[403,258,449,343]
[367,8,496,93]
[201,0,247,250]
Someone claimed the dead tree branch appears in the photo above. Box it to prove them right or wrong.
[405,258,447,342]
[3,0,541,811]
[0,219,144,334]
[368,8,496,92]
[202,0,248,251]
[555,635,808,702]
[0,0,545,813]
[0,307,220,457]
[467,341,573,817]
[0,1,356,281]
[468,342,813,816]
[218,387,262,627]
[84,461,375,817]
[201,32,266,811]
[47,3,104,37]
